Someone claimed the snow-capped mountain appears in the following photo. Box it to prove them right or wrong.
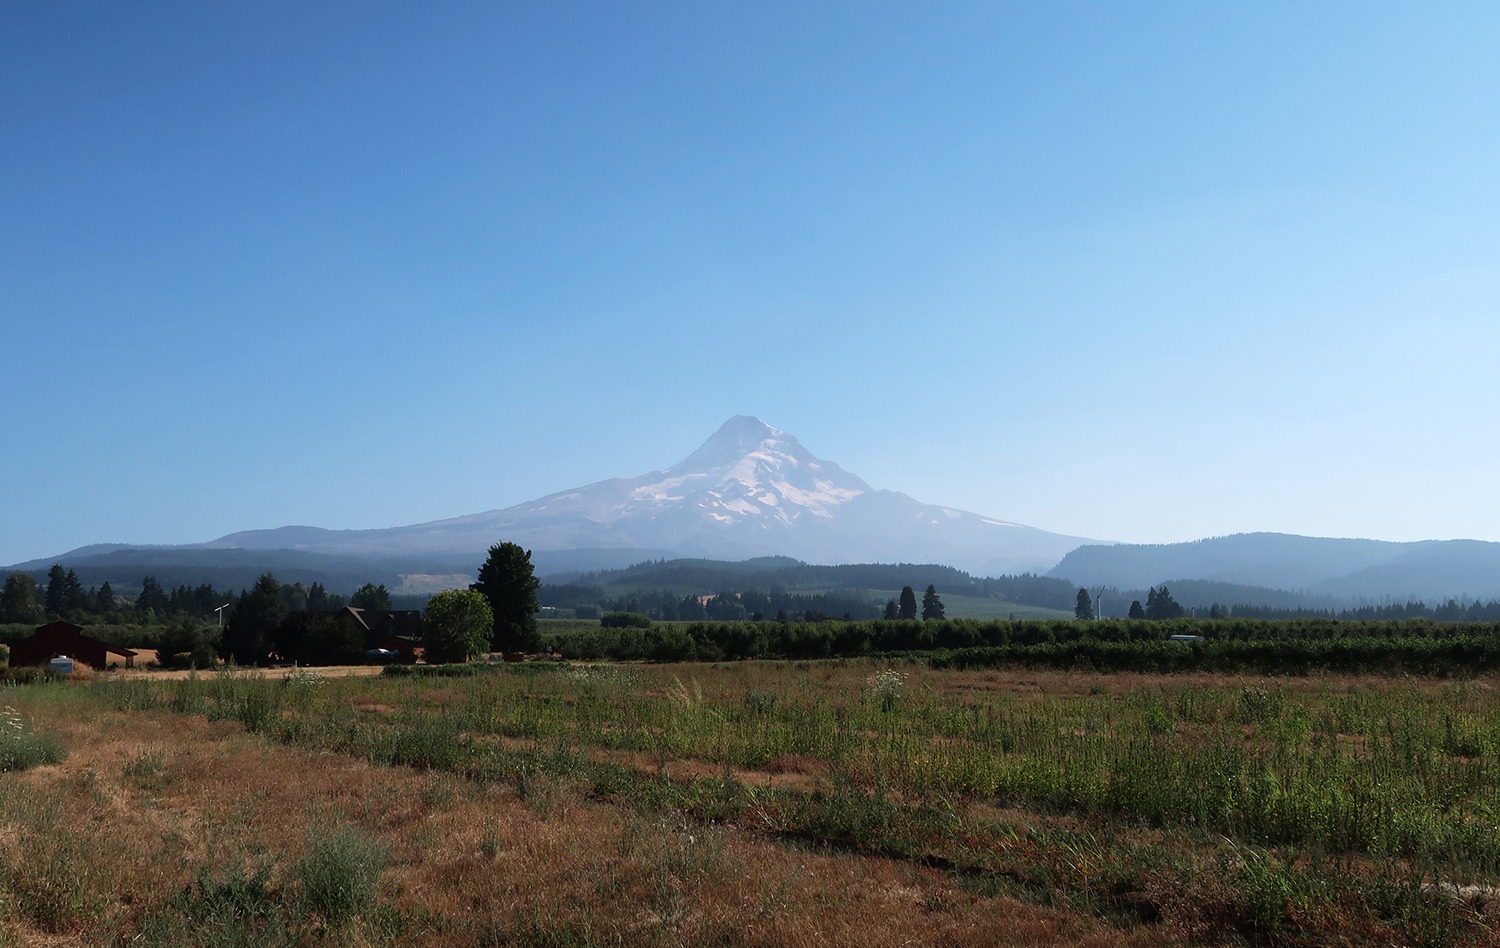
[200,416,1094,575]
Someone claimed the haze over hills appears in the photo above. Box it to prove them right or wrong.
[12,417,1095,580]
[15,417,1500,606]
[1050,534,1500,603]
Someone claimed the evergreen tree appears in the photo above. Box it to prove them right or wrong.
[1074,588,1095,621]
[1144,586,1184,620]
[176,583,230,619]
[921,584,945,620]
[883,599,899,621]
[306,582,331,612]
[351,583,393,612]
[281,581,309,614]
[44,565,67,617]
[0,572,41,623]
[678,594,707,621]
[705,594,747,621]
[205,584,232,616]
[1127,600,1146,620]
[898,586,918,620]
[96,581,116,614]
[224,573,284,665]
[471,542,541,652]
[61,569,88,614]
[137,576,170,616]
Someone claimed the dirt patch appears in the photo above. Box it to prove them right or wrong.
[586,748,832,794]
[107,664,388,681]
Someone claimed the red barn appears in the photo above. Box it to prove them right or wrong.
[9,621,138,670]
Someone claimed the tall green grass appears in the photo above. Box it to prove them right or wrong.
[0,704,64,771]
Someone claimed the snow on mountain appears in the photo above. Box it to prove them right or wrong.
[528,416,870,528]
[202,416,1095,574]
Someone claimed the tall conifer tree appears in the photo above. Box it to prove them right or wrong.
[1074,588,1095,621]
[897,586,918,620]
[921,585,945,620]
[472,542,541,652]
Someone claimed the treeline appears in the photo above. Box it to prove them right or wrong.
[0,567,347,625]
[565,557,974,591]
[542,616,1500,674]
[1214,598,1500,622]
[2,571,423,670]
[1080,579,1500,621]
[0,567,247,625]
[543,586,881,621]
[563,557,1074,601]
[542,560,1077,619]
[0,566,425,627]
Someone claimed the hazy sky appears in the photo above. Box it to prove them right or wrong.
[5,2,1500,566]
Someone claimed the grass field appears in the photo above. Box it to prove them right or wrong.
[3,660,1499,945]
[926,593,1073,620]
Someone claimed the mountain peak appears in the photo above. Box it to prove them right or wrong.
[719,415,774,433]
[708,415,782,449]
[679,416,794,470]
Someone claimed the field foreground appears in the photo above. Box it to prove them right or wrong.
[3,661,1500,945]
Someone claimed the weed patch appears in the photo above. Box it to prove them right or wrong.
[0,704,64,771]
[294,824,389,927]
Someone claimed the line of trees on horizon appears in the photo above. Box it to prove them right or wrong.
[0,542,541,670]
[1072,583,1500,624]
[0,566,429,627]
[14,553,1500,640]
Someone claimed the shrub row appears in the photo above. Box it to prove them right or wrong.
[540,617,1500,673]
[928,635,1500,675]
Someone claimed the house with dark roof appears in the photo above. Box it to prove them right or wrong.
[273,607,423,665]
[344,606,424,663]
[10,621,138,670]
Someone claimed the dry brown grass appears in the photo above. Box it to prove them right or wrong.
[0,693,1151,947]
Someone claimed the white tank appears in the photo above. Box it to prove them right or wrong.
[49,655,74,675]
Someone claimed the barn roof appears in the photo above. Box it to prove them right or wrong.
[16,623,138,660]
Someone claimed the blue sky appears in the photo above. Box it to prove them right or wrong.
[4,2,1500,566]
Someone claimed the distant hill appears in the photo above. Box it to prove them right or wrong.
[2,545,681,598]
[14,422,1499,605]
[551,556,985,593]
[8,417,1096,582]
[1049,533,1500,602]
[537,556,1080,621]
[5,547,433,596]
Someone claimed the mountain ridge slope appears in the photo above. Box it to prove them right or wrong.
[18,417,1095,577]
[1049,532,1500,601]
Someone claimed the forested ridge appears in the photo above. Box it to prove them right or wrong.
[13,553,1500,630]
